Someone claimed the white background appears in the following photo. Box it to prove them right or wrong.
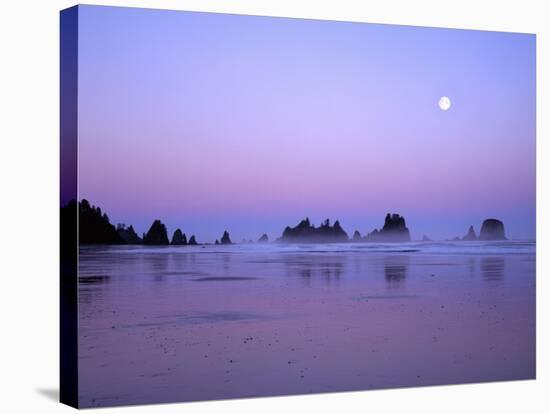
[0,0,547,412]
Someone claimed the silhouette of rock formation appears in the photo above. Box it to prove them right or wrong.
[117,224,142,244]
[462,225,477,241]
[215,239,219,245]
[188,235,198,245]
[279,218,349,243]
[78,199,122,244]
[258,234,269,243]
[421,235,432,242]
[171,229,187,245]
[143,220,169,245]
[365,213,411,242]
[220,231,232,245]
[479,219,506,240]
[352,230,362,241]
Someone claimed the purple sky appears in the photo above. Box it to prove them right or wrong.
[75,5,536,242]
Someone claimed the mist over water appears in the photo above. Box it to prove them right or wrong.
[78,241,535,407]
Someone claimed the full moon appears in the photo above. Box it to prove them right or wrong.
[439,96,451,111]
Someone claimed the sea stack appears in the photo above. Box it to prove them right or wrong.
[220,231,232,245]
[462,225,477,241]
[279,218,349,243]
[479,219,506,240]
[117,224,142,244]
[258,234,269,243]
[188,235,198,245]
[143,220,169,245]
[171,229,187,245]
[365,213,411,242]
[352,230,362,241]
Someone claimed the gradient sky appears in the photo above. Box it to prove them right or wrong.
[74,5,536,242]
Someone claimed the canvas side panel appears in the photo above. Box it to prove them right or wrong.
[60,5,79,408]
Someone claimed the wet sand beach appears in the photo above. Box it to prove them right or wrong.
[78,242,535,407]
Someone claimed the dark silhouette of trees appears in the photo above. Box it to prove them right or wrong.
[364,213,411,242]
[78,199,122,244]
[171,229,188,245]
[117,224,142,244]
[143,220,169,245]
[220,230,232,245]
[280,217,348,243]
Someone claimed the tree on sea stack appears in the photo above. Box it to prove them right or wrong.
[143,220,169,245]
[77,199,122,244]
[220,231,232,245]
[171,229,187,245]
[117,224,142,244]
